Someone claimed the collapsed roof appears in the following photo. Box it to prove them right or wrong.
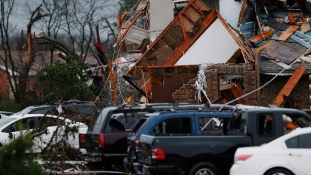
[114,0,311,104]
[115,0,256,102]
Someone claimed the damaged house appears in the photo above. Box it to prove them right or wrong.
[115,0,311,109]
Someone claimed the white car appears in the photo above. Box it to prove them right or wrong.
[230,127,311,175]
[0,114,87,153]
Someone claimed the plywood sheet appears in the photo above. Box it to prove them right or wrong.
[154,46,175,66]
[277,25,300,41]
[260,41,307,64]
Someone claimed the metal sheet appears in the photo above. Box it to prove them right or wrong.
[260,41,307,64]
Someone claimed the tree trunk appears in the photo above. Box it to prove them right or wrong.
[17,5,48,103]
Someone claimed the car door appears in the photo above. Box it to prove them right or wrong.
[0,117,35,145]
[34,116,64,151]
[284,133,311,175]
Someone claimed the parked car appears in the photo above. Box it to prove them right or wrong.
[136,107,311,175]
[16,100,98,125]
[0,111,14,118]
[82,103,220,170]
[231,127,311,175]
[0,114,87,153]
[125,104,237,173]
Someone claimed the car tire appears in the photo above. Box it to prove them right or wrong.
[188,162,219,175]
[266,168,293,175]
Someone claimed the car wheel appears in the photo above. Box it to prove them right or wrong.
[266,168,293,175]
[188,162,219,175]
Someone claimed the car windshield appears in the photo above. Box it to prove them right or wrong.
[0,117,17,128]
[16,107,35,115]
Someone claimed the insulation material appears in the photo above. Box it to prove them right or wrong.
[175,19,239,65]
[194,63,211,104]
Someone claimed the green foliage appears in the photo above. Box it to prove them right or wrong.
[0,99,21,112]
[36,59,96,102]
[0,134,45,175]
[118,0,139,14]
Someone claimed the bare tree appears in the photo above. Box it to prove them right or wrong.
[0,0,21,101]
[18,5,48,103]
[34,0,66,63]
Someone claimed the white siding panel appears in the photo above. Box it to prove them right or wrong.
[175,19,239,65]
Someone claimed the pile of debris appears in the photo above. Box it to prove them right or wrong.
[114,0,311,109]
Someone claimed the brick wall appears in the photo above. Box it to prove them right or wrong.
[0,69,42,100]
[244,71,258,105]
[206,69,219,101]
[0,69,10,99]
[172,77,200,103]
[260,74,311,109]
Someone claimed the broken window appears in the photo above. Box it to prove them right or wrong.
[153,117,192,135]
[199,117,229,135]
[228,113,247,135]
[258,114,275,136]
[282,113,311,134]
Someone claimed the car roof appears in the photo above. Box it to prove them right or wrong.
[145,110,233,122]
[9,114,61,119]
[240,107,304,112]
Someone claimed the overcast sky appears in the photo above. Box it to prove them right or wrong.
[10,0,119,33]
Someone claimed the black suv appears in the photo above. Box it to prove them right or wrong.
[16,100,98,125]
[82,103,236,170]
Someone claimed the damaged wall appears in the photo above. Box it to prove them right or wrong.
[205,64,258,105]
[260,74,311,109]
[172,63,258,105]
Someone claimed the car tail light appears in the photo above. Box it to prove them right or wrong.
[99,133,104,148]
[135,138,139,150]
[235,155,252,163]
[151,148,165,160]
[79,134,86,147]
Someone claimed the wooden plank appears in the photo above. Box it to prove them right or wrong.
[231,83,245,104]
[141,79,152,94]
[163,9,218,65]
[277,25,300,41]
[114,10,143,46]
[254,40,273,52]
[288,12,296,25]
[272,66,306,106]
[248,30,274,44]
[108,61,117,105]
[299,14,307,23]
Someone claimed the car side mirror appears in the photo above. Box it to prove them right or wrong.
[8,131,13,139]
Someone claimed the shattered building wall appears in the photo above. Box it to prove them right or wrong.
[260,74,311,109]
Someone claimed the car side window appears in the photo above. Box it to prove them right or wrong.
[228,113,246,135]
[38,117,61,127]
[258,114,274,136]
[285,133,311,149]
[2,118,35,132]
[153,117,192,135]
[199,117,227,135]
[282,113,311,134]
[22,118,35,129]
[2,123,17,133]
